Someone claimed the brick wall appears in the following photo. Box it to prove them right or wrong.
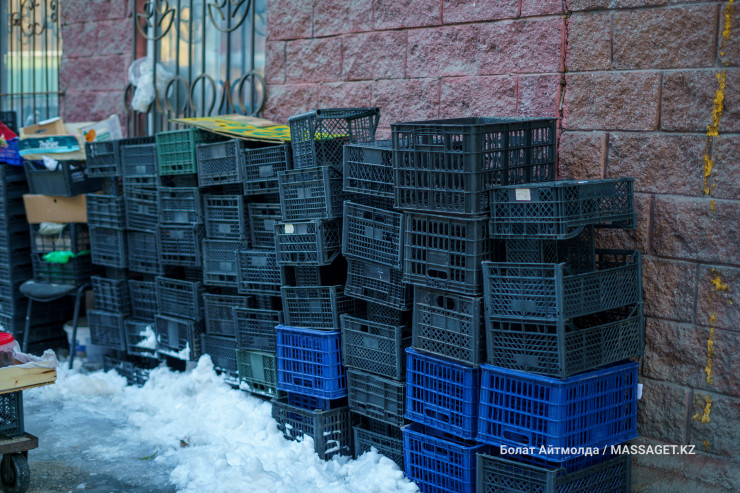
[265,0,739,489]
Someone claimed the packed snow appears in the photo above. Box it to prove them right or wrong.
[24,356,418,493]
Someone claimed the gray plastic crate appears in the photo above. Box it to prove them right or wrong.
[345,258,412,311]
[281,285,363,329]
[236,349,281,398]
[157,224,205,267]
[234,307,282,352]
[158,187,202,224]
[155,314,203,361]
[30,223,90,255]
[155,276,204,321]
[504,226,595,273]
[412,286,485,366]
[353,422,403,468]
[90,227,127,269]
[201,334,238,376]
[342,201,403,268]
[197,139,243,186]
[202,239,246,287]
[203,293,250,336]
[0,392,24,438]
[86,194,126,229]
[24,161,103,197]
[203,195,249,240]
[124,319,157,357]
[237,250,281,295]
[124,185,158,231]
[128,279,158,321]
[91,276,131,314]
[127,229,162,275]
[341,315,410,381]
[366,302,409,327]
[120,139,157,179]
[275,220,341,266]
[278,166,345,222]
[88,309,127,351]
[242,143,292,195]
[247,202,281,249]
[343,140,394,199]
[347,369,405,427]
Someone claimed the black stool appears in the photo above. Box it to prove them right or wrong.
[19,280,90,369]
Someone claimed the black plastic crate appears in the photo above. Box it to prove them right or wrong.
[156,276,204,321]
[236,250,281,295]
[486,304,644,378]
[392,117,556,214]
[120,138,157,179]
[490,178,636,240]
[281,285,363,329]
[203,293,250,336]
[366,302,409,327]
[157,224,205,267]
[86,137,154,177]
[413,286,484,366]
[482,249,642,323]
[242,143,292,195]
[278,166,345,222]
[124,319,157,357]
[0,229,29,255]
[347,369,405,427]
[275,220,341,266]
[203,195,249,240]
[202,239,245,287]
[90,227,127,268]
[234,307,282,352]
[127,229,162,275]
[236,349,280,398]
[0,197,27,218]
[124,185,158,231]
[86,194,126,229]
[341,315,410,381]
[88,309,127,351]
[0,392,24,438]
[155,314,203,361]
[504,225,596,273]
[289,108,380,170]
[128,280,158,321]
[271,395,354,459]
[345,258,411,311]
[156,128,222,176]
[30,223,90,255]
[353,421,403,468]
[279,258,347,287]
[247,202,281,249]
[201,334,238,376]
[31,253,96,284]
[343,140,394,199]
[404,212,492,295]
[91,276,131,313]
[158,187,202,224]
[197,139,243,186]
[24,161,102,197]
[342,202,403,268]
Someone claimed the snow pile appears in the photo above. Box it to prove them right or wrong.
[26,357,417,493]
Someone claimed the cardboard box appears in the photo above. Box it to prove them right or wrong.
[22,194,88,224]
[18,118,92,161]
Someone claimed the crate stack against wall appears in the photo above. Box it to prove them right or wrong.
[269,108,379,460]
[475,178,642,492]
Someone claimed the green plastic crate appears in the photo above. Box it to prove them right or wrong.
[156,128,220,176]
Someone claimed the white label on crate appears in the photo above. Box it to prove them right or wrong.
[515,189,531,201]
[284,223,295,234]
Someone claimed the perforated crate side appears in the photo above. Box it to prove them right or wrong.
[154,314,204,361]
[157,128,221,176]
[124,319,158,357]
[345,258,411,311]
[88,309,127,351]
[203,195,249,240]
[340,314,410,381]
[30,223,90,254]
[127,229,162,275]
[278,166,345,222]
[482,249,642,323]
[86,194,126,229]
[90,227,127,268]
[202,239,245,287]
[288,107,380,171]
[242,143,292,195]
[489,178,636,240]
[247,202,281,249]
[275,219,342,266]
[347,369,405,427]
[201,334,238,376]
[236,349,280,398]
[477,451,631,493]
[342,201,403,268]
[276,325,347,399]
[203,293,250,336]
[158,187,202,224]
[405,348,480,440]
[412,286,484,366]
[236,250,281,295]
[477,361,639,461]
[31,254,96,285]
[281,285,363,329]
[25,161,103,197]
[366,302,410,327]
[392,117,556,214]
[343,140,394,199]
[120,140,157,179]
[271,396,353,459]
[0,392,24,438]
[403,212,492,295]
[124,185,158,231]
[234,307,282,352]
[128,280,158,321]
[85,140,119,177]
[197,139,243,186]
[402,423,486,493]
[155,276,204,320]
[353,424,404,468]
[157,224,205,267]
[91,276,131,314]
[504,225,596,274]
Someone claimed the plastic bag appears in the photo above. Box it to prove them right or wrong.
[128,57,174,113]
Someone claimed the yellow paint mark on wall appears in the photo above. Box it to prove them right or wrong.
[704,439,710,452]
[723,1,734,41]
[692,394,713,424]
[707,71,727,139]
[705,324,716,386]
[710,273,729,291]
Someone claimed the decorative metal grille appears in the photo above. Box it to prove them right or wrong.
[127,0,267,136]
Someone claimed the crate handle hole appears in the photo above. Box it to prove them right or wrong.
[502,429,531,445]
[434,295,456,311]
[427,269,449,280]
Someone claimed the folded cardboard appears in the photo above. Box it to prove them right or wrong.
[22,194,87,224]
[19,118,92,161]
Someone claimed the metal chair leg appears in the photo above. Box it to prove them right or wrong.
[68,284,88,370]
[22,300,33,353]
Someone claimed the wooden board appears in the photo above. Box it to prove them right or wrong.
[0,366,57,395]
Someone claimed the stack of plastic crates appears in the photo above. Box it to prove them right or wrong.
[474,177,641,490]
[389,117,559,493]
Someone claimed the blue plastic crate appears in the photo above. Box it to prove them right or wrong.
[276,325,347,400]
[405,348,480,440]
[477,361,639,462]
[403,423,487,493]
[0,138,22,166]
